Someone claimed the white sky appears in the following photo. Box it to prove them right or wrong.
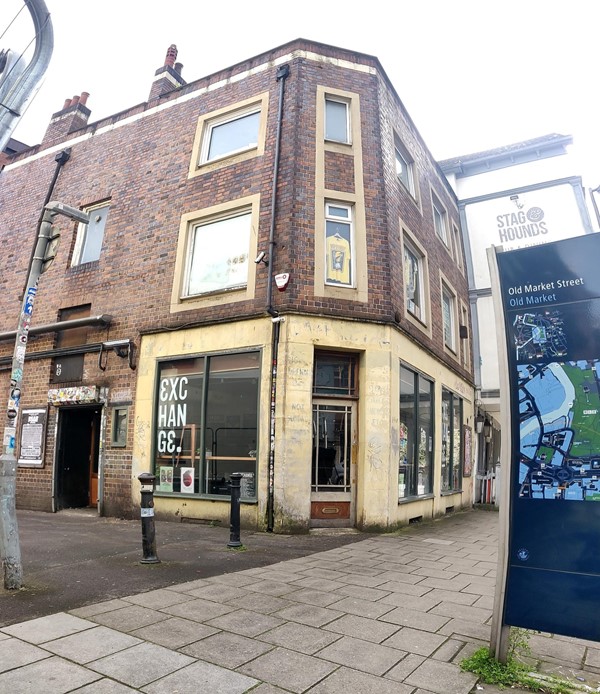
[3,0,600,187]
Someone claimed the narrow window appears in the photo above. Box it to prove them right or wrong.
[111,407,128,447]
[442,285,456,351]
[325,97,350,143]
[395,143,415,196]
[404,242,425,322]
[325,202,354,287]
[399,365,433,499]
[441,388,463,493]
[432,194,448,245]
[50,305,91,383]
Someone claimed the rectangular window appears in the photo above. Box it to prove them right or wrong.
[441,389,463,493]
[432,194,448,245]
[395,143,415,196]
[325,202,354,287]
[404,242,425,322]
[461,304,470,369]
[201,108,260,164]
[111,407,128,447]
[154,351,259,499]
[72,203,109,266]
[325,97,350,143]
[313,352,358,397]
[453,223,463,269]
[442,285,456,351]
[399,365,433,500]
[184,210,251,296]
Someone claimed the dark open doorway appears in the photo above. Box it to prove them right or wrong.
[54,406,101,510]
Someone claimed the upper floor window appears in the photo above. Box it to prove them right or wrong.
[442,284,457,352]
[72,203,109,266]
[452,223,463,270]
[184,209,251,297]
[404,241,426,323]
[202,108,260,164]
[325,97,350,143]
[395,142,415,196]
[432,193,448,246]
[325,202,354,288]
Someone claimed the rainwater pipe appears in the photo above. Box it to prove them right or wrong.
[266,63,289,532]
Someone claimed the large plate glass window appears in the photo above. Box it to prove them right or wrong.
[441,388,463,493]
[72,202,109,266]
[399,365,433,499]
[201,108,260,164]
[325,97,350,143]
[184,210,251,296]
[325,202,354,288]
[154,351,259,499]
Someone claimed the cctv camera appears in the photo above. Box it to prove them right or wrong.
[254,251,266,264]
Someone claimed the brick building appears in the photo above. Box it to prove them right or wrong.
[0,39,474,530]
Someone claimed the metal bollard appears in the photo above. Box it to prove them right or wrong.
[227,472,243,548]
[138,472,160,564]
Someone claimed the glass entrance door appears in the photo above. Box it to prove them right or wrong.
[310,401,356,526]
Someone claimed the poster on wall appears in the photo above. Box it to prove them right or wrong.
[158,466,174,493]
[495,232,600,641]
[18,408,47,467]
[463,425,472,477]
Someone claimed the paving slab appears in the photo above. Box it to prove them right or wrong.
[272,602,344,627]
[42,625,142,663]
[237,646,337,693]
[1,612,95,644]
[141,659,259,694]
[258,621,342,654]
[0,637,51,673]
[129,616,219,649]
[71,680,140,693]
[0,655,101,693]
[87,642,194,689]
[306,666,414,693]
[315,635,405,676]
[382,626,448,656]
[88,605,170,632]
[205,608,286,637]
[404,659,478,694]
[181,630,274,667]
[322,614,399,643]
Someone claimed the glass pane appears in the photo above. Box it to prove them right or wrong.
[418,376,433,495]
[399,366,415,498]
[325,99,348,142]
[205,353,259,496]
[443,292,453,346]
[80,205,109,264]
[312,404,351,491]
[325,219,352,286]
[207,111,260,161]
[187,212,250,295]
[452,397,462,490]
[441,389,451,492]
[404,247,422,319]
[395,149,411,190]
[313,353,357,396]
[155,358,205,494]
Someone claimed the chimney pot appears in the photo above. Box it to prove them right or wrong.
[71,94,80,106]
[175,62,183,75]
[79,91,90,106]
[62,98,71,110]
[164,44,177,68]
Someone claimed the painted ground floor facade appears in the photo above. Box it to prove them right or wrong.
[131,314,475,531]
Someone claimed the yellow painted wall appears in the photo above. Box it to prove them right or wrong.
[132,314,474,531]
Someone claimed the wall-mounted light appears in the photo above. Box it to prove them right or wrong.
[484,418,492,442]
[476,412,485,434]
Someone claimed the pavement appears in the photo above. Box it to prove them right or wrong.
[1,507,600,693]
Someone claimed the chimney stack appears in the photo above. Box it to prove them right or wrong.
[41,93,92,147]
[148,44,186,101]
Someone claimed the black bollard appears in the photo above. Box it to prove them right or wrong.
[138,472,160,564]
[227,472,243,548]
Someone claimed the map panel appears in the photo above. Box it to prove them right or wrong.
[517,360,600,501]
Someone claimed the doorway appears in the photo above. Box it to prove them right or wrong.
[310,401,356,527]
[54,406,101,510]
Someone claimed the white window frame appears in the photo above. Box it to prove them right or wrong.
[183,208,252,298]
[324,202,355,288]
[395,142,415,196]
[404,241,426,323]
[325,97,350,144]
[71,202,109,266]
[200,106,261,165]
[442,284,457,352]
[432,193,449,246]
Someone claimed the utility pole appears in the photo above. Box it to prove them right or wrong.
[0,0,53,153]
[0,202,89,590]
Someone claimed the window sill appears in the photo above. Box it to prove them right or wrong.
[153,491,257,504]
[398,493,434,505]
[440,489,463,497]
[67,260,100,274]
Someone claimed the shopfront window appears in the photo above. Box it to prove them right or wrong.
[441,388,463,493]
[399,365,433,499]
[154,351,259,499]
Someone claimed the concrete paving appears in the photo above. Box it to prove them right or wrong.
[1,508,600,693]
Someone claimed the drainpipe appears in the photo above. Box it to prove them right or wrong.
[266,64,289,532]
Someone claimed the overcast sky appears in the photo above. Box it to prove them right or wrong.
[3,0,599,186]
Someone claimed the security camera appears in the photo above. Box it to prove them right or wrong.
[254,251,267,264]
